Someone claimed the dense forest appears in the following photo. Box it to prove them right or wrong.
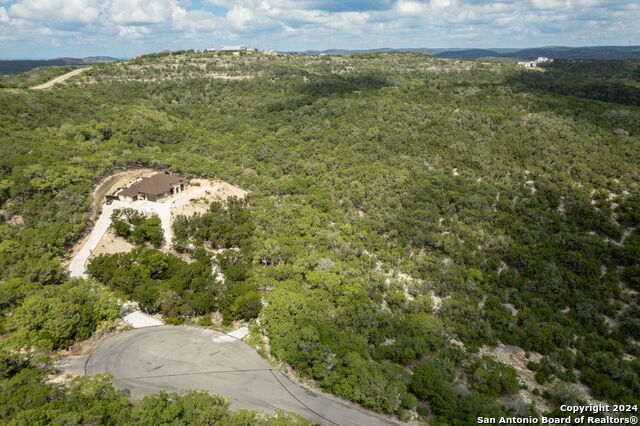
[0,53,638,423]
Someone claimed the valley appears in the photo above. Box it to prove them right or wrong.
[0,51,638,424]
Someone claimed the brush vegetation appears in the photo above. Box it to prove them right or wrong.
[0,52,639,423]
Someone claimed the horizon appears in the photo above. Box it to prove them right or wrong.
[2,43,640,61]
[0,0,638,59]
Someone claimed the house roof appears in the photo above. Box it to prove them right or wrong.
[220,46,247,51]
[119,174,188,197]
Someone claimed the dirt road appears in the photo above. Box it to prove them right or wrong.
[85,326,401,426]
[31,67,90,89]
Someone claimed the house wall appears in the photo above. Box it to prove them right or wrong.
[118,181,189,203]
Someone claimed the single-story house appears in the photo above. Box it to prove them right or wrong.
[116,174,189,202]
[220,45,249,54]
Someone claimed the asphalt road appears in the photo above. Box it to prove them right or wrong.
[85,326,401,426]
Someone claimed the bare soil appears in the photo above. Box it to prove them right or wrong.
[89,229,135,260]
[170,179,248,219]
[478,344,551,412]
[59,322,132,356]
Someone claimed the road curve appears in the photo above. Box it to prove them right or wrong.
[85,326,401,426]
[31,67,90,89]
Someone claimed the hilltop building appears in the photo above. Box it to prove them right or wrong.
[220,45,250,55]
[518,57,554,68]
[114,174,190,202]
[204,48,217,53]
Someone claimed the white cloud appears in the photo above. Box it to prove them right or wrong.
[1,0,639,57]
[173,9,225,32]
[226,5,254,30]
[531,0,567,9]
[396,1,427,15]
[435,0,452,7]
[7,0,189,27]
[108,0,186,25]
[9,0,102,25]
[117,25,151,38]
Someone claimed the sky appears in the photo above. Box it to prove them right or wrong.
[0,0,638,58]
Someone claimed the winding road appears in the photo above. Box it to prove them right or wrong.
[85,326,401,426]
[31,67,90,89]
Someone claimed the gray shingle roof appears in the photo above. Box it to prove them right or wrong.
[119,174,188,197]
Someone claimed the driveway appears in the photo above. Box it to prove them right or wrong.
[85,326,401,426]
[69,200,172,278]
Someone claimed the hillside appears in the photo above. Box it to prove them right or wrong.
[438,46,640,61]
[0,56,118,75]
[0,52,638,424]
[291,46,640,61]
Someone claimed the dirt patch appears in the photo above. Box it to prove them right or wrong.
[171,194,212,218]
[170,179,248,219]
[0,209,23,225]
[59,322,132,356]
[49,322,133,385]
[166,248,197,264]
[89,229,135,260]
[479,344,605,411]
[478,344,551,412]
[47,371,83,386]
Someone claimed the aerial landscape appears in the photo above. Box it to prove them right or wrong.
[0,1,639,425]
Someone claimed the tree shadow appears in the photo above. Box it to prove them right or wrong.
[265,72,392,113]
[504,67,640,107]
[298,73,391,97]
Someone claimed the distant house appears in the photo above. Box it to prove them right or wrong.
[133,55,142,59]
[163,49,173,54]
[518,56,553,68]
[266,50,278,56]
[116,174,189,202]
[220,45,249,55]
[204,48,217,53]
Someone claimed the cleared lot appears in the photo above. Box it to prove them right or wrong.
[85,326,400,426]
